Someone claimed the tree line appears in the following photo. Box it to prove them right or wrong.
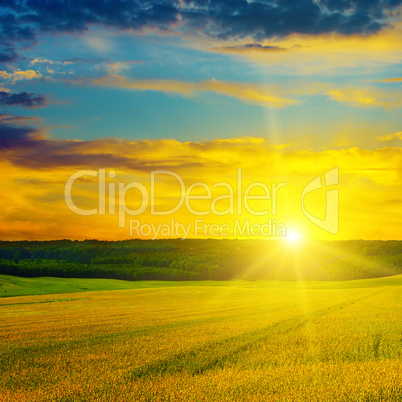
[0,239,401,281]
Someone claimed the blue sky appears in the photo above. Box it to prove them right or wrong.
[1,21,399,144]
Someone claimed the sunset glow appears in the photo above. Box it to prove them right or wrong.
[286,231,303,245]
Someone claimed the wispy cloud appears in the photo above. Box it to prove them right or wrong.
[0,91,48,108]
[212,44,288,54]
[90,75,298,108]
[376,132,402,141]
[206,23,402,74]
[30,58,73,66]
[375,77,402,83]
[103,61,142,74]
[326,87,402,109]
[0,70,42,84]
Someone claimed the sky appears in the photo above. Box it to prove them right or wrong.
[0,0,401,241]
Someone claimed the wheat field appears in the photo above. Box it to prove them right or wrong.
[1,275,401,401]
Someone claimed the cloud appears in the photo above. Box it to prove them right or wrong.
[0,117,204,170]
[90,74,297,108]
[0,46,18,63]
[0,113,41,124]
[104,60,142,74]
[30,58,73,66]
[62,57,107,64]
[29,57,142,75]
[206,22,402,74]
[0,124,401,240]
[376,132,402,141]
[1,0,401,63]
[326,87,402,108]
[376,77,402,82]
[0,122,40,149]
[84,35,113,52]
[0,69,42,84]
[88,75,401,109]
[0,91,48,108]
[1,117,400,179]
[213,44,288,54]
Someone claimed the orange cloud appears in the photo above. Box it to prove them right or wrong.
[376,132,402,142]
[30,58,73,66]
[326,87,402,109]
[88,74,402,110]
[205,23,402,74]
[0,69,43,84]
[375,77,402,82]
[90,75,298,108]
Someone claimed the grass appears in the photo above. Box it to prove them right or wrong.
[0,275,221,298]
[0,274,401,400]
[1,273,402,298]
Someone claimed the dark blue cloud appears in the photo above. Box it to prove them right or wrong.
[0,91,48,107]
[0,117,204,170]
[0,46,18,62]
[215,43,288,53]
[0,0,401,61]
[182,0,389,39]
[0,121,37,149]
[244,44,285,50]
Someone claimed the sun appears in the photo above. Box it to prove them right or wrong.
[286,230,303,245]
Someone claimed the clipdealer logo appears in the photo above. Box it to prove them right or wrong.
[301,167,339,235]
[64,168,339,237]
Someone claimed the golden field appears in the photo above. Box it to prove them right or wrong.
[1,276,401,401]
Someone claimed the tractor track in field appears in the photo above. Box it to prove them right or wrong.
[130,288,386,379]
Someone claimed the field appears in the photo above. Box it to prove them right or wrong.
[1,274,401,401]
